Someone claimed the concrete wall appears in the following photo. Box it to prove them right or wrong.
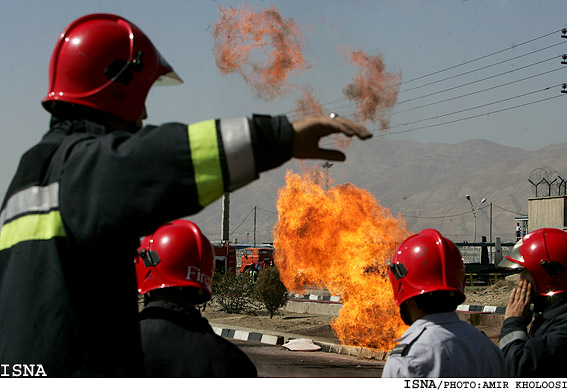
[528,196,567,232]
[286,300,342,316]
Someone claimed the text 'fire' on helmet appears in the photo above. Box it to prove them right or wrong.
[135,220,215,304]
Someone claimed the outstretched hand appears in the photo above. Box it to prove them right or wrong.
[291,115,372,161]
[505,278,533,322]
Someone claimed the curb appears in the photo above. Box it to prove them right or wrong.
[290,295,507,314]
[210,323,388,361]
[289,294,341,303]
[457,304,507,314]
[211,325,284,345]
[210,302,506,361]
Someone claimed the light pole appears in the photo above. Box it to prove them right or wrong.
[465,194,486,242]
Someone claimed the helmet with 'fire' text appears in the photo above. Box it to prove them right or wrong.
[501,228,567,296]
[388,229,466,306]
[42,13,182,123]
[135,220,215,302]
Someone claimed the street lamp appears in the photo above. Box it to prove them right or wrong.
[465,194,486,242]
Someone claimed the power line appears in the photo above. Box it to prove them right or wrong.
[391,67,564,116]
[402,210,472,219]
[492,204,526,215]
[229,206,278,236]
[388,85,556,131]
[286,54,563,122]
[319,92,566,148]
[400,41,567,93]
[282,29,565,119]
[403,29,561,84]
[375,93,567,138]
[400,203,524,220]
[230,207,255,235]
[396,55,560,106]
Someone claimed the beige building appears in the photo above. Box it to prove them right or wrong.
[528,195,567,232]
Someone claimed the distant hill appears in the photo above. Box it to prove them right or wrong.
[189,137,567,244]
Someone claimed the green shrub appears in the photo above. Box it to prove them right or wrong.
[212,272,255,314]
[254,267,289,318]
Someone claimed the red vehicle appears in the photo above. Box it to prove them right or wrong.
[213,244,237,274]
[240,247,274,273]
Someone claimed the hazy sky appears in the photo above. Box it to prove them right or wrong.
[2,0,567,196]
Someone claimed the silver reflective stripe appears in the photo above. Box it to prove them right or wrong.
[219,117,256,191]
[499,330,528,349]
[0,183,60,226]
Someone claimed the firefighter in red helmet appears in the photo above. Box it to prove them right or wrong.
[382,229,505,378]
[498,228,567,377]
[0,13,371,376]
[135,220,256,377]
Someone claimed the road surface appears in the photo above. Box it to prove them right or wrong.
[233,339,384,377]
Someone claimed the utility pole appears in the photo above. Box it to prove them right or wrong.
[465,194,486,243]
[321,161,333,190]
[465,194,486,262]
[221,193,230,243]
[253,206,257,246]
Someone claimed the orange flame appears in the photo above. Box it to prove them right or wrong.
[213,5,311,100]
[340,47,402,130]
[293,87,325,118]
[273,167,412,350]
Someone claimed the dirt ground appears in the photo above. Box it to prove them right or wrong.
[202,302,340,343]
[201,275,518,347]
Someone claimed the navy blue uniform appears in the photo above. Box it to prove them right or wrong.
[499,297,567,377]
[140,301,257,377]
[0,115,292,376]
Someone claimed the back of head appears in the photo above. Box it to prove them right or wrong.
[42,13,182,124]
[135,220,215,305]
[501,228,567,297]
[388,228,466,308]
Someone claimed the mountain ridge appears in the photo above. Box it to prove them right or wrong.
[190,137,567,244]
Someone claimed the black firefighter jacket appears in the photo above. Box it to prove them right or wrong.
[140,301,257,377]
[0,115,293,376]
[499,296,567,377]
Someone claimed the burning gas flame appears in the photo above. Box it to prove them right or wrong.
[273,166,412,350]
[212,5,310,100]
[340,47,401,130]
[293,87,325,118]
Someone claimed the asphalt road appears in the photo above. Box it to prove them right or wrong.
[233,339,384,377]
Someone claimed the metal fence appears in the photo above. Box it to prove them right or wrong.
[456,241,515,265]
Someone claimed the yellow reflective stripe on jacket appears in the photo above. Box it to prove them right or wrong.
[0,211,66,251]
[188,120,224,207]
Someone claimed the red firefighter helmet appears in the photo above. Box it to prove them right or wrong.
[388,229,465,306]
[502,228,567,296]
[135,220,215,301]
[42,13,182,123]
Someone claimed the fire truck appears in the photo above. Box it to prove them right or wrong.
[239,247,275,273]
[213,244,237,274]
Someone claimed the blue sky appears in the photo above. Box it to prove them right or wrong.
[1,0,567,195]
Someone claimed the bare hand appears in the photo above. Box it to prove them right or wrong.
[505,278,532,321]
[291,116,372,161]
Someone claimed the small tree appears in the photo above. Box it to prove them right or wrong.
[212,272,255,314]
[254,266,288,318]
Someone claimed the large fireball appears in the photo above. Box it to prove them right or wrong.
[273,167,411,350]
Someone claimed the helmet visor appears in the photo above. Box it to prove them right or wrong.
[154,51,183,86]
[497,238,525,269]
